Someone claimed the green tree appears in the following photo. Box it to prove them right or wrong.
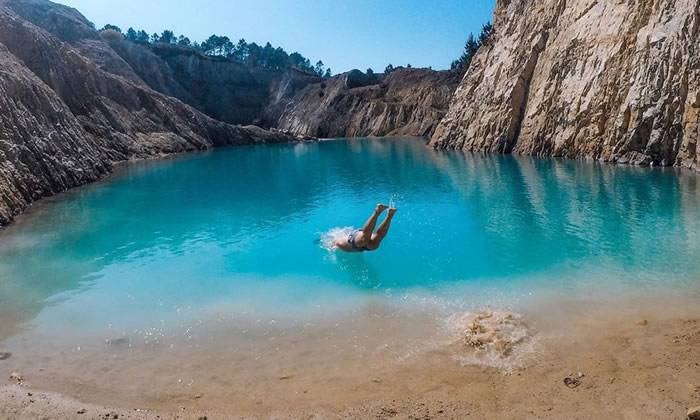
[288,52,314,73]
[314,60,325,76]
[100,24,122,33]
[159,30,176,44]
[452,21,494,75]
[323,68,332,78]
[451,33,479,72]
[288,52,305,68]
[177,35,191,47]
[231,39,249,63]
[245,42,261,66]
[269,47,288,71]
[136,30,150,44]
[384,64,394,74]
[201,35,233,56]
[125,27,137,41]
[478,22,494,45]
[116,25,324,75]
[261,42,275,67]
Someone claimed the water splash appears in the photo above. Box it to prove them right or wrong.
[319,227,355,251]
[446,310,536,371]
[388,193,401,209]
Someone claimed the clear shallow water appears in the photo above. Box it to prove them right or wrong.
[1,138,700,343]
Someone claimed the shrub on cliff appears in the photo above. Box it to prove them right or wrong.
[451,22,494,75]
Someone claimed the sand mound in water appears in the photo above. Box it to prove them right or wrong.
[447,310,534,370]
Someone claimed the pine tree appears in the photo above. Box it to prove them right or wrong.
[136,30,150,44]
[177,36,191,47]
[125,28,137,42]
[117,26,323,75]
[314,60,325,76]
[478,22,494,45]
[451,21,494,75]
[159,30,175,44]
[100,24,122,33]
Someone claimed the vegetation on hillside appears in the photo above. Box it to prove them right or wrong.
[100,20,493,79]
[101,25,331,77]
[451,22,494,75]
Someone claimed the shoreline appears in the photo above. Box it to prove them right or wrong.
[2,292,699,419]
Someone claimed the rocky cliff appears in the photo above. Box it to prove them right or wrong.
[0,0,294,226]
[431,0,700,171]
[0,0,470,226]
[271,68,461,138]
[103,37,459,137]
[103,37,324,126]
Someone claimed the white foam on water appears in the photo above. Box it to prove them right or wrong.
[319,226,355,251]
[388,193,402,209]
[445,310,537,372]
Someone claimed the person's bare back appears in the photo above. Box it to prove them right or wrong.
[334,204,397,252]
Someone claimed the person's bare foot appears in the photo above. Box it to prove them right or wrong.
[388,207,397,216]
[376,204,389,213]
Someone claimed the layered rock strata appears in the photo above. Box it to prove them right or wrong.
[431,0,700,171]
[0,0,294,226]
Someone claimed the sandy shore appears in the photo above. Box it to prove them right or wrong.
[1,295,699,419]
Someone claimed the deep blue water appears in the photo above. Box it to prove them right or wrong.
[1,138,699,339]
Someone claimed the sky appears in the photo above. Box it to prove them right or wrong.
[55,0,496,73]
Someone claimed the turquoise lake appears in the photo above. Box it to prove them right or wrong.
[1,137,700,343]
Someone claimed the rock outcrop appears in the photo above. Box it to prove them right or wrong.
[104,37,324,126]
[431,0,700,171]
[104,38,460,138]
[271,68,461,138]
[0,0,294,226]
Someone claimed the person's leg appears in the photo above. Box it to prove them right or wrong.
[369,208,396,248]
[361,204,388,237]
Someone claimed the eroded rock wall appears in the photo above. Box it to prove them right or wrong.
[0,0,294,226]
[271,68,461,138]
[431,0,700,170]
[104,39,325,126]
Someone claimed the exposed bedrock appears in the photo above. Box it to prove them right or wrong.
[0,0,295,226]
[271,68,462,138]
[0,0,457,226]
[104,37,325,126]
[104,39,461,139]
[431,0,700,170]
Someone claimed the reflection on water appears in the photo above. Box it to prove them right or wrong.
[0,138,699,343]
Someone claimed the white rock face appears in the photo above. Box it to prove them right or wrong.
[431,0,700,171]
